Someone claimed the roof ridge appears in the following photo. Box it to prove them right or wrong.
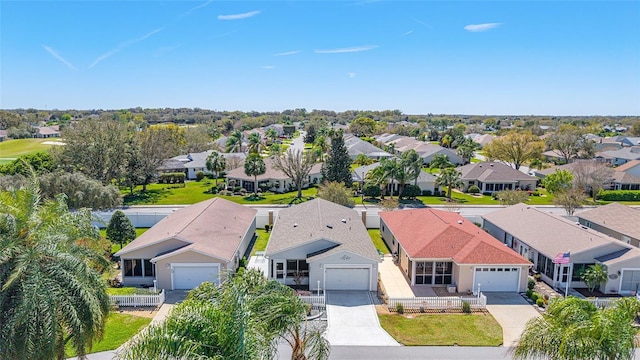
[176,198,217,239]
[429,208,451,224]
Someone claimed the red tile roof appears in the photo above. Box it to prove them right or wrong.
[380,208,530,265]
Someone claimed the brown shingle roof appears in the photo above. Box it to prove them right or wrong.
[265,199,380,262]
[380,208,530,265]
[577,203,640,241]
[116,198,256,262]
[615,160,640,172]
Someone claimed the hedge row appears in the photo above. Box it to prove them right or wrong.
[158,172,185,184]
[597,190,640,201]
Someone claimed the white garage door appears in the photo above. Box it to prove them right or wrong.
[173,265,219,290]
[474,267,520,292]
[325,268,370,291]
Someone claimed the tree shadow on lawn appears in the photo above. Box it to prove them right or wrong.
[123,189,167,205]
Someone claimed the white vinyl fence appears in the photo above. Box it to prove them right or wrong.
[110,290,165,308]
[387,293,487,312]
[299,295,326,310]
[586,297,620,308]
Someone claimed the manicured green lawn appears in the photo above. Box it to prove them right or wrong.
[251,229,271,255]
[220,187,318,205]
[102,228,149,254]
[0,138,54,161]
[368,229,390,254]
[106,287,157,295]
[65,313,151,357]
[379,314,503,346]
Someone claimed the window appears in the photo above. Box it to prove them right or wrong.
[536,254,554,279]
[572,263,595,282]
[434,262,453,285]
[144,259,155,277]
[414,261,433,285]
[276,262,284,279]
[286,260,309,278]
[505,233,514,248]
[123,259,142,277]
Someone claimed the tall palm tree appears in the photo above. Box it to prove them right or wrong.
[436,167,463,200]
[429,153,453,173]
[265,128,278,144]
[313,135,329,162]
[0,174,111,360]
[514,296,640,360]
[247,132,262,154]
[244,154,266,196]
[225,130,243,153]
[205,151,226,187]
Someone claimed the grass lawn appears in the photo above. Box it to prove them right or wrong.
[379,313,503,346]
[220,187,318,205]
[251,229,270,255]
[106,287,157,295]
[0,138,54,162]
[368,229,390,254]
[101,228,149,254]
[65,313,151,357]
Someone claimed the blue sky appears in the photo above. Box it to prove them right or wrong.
[1,1,639,115]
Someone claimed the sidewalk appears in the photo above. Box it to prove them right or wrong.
[378,255,414,298]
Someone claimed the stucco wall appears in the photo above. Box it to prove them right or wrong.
[379,218,399,254]
[154,251,227,290]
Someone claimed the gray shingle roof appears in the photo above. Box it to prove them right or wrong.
[457,162,537,182]
[577,203,640,241]
[598,147,640,161]
[265,199,380,262]
[344,136,392,158]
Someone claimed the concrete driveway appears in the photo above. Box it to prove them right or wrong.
[324,291,399,346]
[485,292,540,347]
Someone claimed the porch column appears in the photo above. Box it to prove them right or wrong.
[411,261,416,286]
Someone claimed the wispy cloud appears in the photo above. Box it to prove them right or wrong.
[260,65,275,69]
[42,45,76,70]
[464,23,501,32]
[412,18,432,29]
[179,0,214,19]
[273,50,301,56]
[89,28,164,68]
[218,10,261,20]
[401,30,413,37]
[348,72,356,78]
[314,45,379,54]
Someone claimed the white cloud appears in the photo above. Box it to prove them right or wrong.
[179,0,214,19]
[273,50,301,56]
[218,10,261,20]
[464,23,501,32]
[348,72,356,78]
[89,28,164,68]
[412,18,432,29]
[42,45,76,70]
[314,45,379,54]
[401,30,413,37]
[260,65,275,69]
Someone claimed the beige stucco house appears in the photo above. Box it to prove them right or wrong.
[115,198,257,290]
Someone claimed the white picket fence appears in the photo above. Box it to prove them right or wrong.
[387,293,487,312]
[299,295,326,310]
[586,297,619,308]
[110,290,165,308]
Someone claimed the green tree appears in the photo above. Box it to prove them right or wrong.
[348,117,377,137]
[247,132,262,154]
[38,172,122,210]
[206,151,226,187]
[265,128,278,144]
[317,181,355,208]
[182,126,213,153]
[484,131,543,170]
[117,269,329,360]
[543,169,574,193]
[545,125,585,164]
[106,210,136,250]
[428,153,453,173]
[400,149,423,187]
[456,138,478,164]
[581,263,608,292]
[136,124,185,191]
[513,297,640,360]
[0,174,110,360]
[313,135,329,162]
[272,149,317,199]
[226,130,243,153]
[631,122,640,136]
[353,154,374,166]
[0,151,54,176]
[321,129,352,187]
[436,168,464,200]
[304,124,317,144]
[495,189,530,205]
[244,154,266,196]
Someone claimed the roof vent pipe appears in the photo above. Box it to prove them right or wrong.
[457,220,463,224]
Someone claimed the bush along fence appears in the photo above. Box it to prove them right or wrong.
[298,294,326,310]
[597,190,640,201]
[109,289,165,308]
[387,293,487,313]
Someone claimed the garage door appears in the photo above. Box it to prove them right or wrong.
[474,267,520,292]
[325,268,370,291]
[173,265,219,290]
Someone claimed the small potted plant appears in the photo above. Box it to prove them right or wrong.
[533,273,542,282]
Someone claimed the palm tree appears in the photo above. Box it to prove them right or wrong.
[225,130,243,153]
[244,154,266,196]
[247,132,262,154]
[436,167,463,200]
[456,138,477,164]
[513,296,640,360]
[205,151,226,187]
[314,135,329,162]
[429,153,453,173]
[265,128,278,144]
[581,263,608,292]
[0,174,111,360]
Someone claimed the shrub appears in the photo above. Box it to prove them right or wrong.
[217,183,226,191]
[239,188,248,194]
[532,191,540,196]
[363,184,382,198]
[528,278,536,290]
[536,298,545,308]
[467,185,480,194]
[530,292,539,303]
[195,171,205,181]
[233,186,242,192]
[402,185,422,199]
[395,302,404,314]
[422,190,433,196]
[597,189,640,201]
[158,172,185,184]
[264,224,271,232]
[208,187,218,194]
[219,190,232,196]
[491,191,499,200]
[526,289,533,298]
[462,301,472,314]
[238,257,248,268]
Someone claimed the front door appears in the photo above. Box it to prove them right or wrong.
[275,261,285,284]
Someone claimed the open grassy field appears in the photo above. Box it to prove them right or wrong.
[0,138,55,163]
[379,313,503,346]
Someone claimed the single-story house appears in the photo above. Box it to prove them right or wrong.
[412,143,464,166]
[577,203,640,248]
[264,199,381,291]
[621,137,640,147]
[482,203,640,295]
[471,134,496,148]
[352,162,437,195]
[542,149,570,164]
[35,126,60,138]
[380,208,531,292]
[609,172,640,190]
[456,162,538,194]
[173,150,246,180]
[615,160,640,178]
[344,135,392,160]
[225,157,323,193]
[157,158,187,174]
[596,147,640,166]
[115,198,257,290]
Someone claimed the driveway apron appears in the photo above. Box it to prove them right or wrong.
[485,292,540,347]
[324,291,399,346]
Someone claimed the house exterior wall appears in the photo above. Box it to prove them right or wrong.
[239,219,257,258]
[120,238,189,260]
[605,259,640,295]
[577,219,640,248]
[269,239,340,262]
[309,251,379,292]
[415,178,436,193]
[422,151,463,166]
[379,218,400,254]
[154,251,227,290]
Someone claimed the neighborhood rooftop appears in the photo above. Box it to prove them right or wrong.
[265,198,380,262]
[457,162,537,182]
[225,157,323,182]
[577,203,640,241]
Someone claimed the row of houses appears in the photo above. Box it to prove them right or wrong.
[115,195,640,296]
